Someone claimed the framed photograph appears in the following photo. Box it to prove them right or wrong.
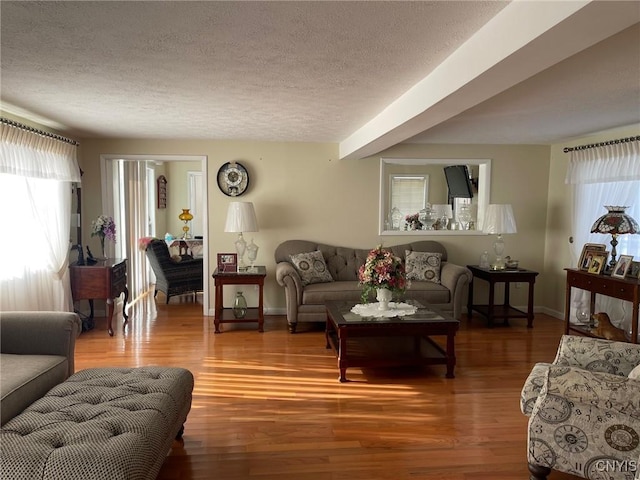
[628,261,640,279]
[217,253,238,273]
[587,252,608,274]
[578,243,606,270]
[612,255,633,278]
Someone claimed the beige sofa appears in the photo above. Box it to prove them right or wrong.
[275,240,472,333]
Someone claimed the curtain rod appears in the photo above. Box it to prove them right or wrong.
[563,135,639,153]
[0,117,79,146]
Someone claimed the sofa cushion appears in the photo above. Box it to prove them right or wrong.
[290,251,334,286]
[0,354,68,426]
[302,281,363,304]
[629,364,640,380]
[405,251,442,284]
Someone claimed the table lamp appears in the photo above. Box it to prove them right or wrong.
[178,208,193,239]
[224,202,258,271]
[590,205,638,270]
[482,204,517,270]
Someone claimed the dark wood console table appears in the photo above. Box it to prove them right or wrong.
[70,258,129,336]
[564,268,640,343]
[467,265,539,327]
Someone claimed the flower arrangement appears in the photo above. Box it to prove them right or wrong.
[91,215,116,255]
[138,236,155,251]
[357,245,407,303]
[405,213,423,230]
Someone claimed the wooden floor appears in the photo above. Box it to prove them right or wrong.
[75,294,582,480]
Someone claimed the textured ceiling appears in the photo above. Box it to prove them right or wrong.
[1,1,639,158]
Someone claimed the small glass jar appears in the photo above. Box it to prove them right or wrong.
[233,291,247,319]
[479,251,489,268]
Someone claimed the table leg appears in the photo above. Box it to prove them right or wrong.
[258,281,264,333]
[214,282,222,334]
[467,277,473,320]
[446,329,456,378]
[503,282,511,326]
[527,281,535,328]
[338,326,348,382]
[106,299,115,336]
[488,281,495,328]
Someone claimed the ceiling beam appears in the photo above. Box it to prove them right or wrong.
[339,0,640,160]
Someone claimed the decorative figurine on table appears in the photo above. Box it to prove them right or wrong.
[85,246,97,265]
[73,244,85,266]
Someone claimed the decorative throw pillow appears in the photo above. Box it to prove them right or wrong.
[405,251,442,284]
[629,364,640,380]
[290,250,334,286]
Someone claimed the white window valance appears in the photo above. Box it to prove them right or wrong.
[565,140,640,185]
[0,122,81,182]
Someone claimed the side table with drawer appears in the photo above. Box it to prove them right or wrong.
[564,268,640,343]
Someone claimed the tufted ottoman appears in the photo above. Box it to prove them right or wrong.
[0,366,194,480]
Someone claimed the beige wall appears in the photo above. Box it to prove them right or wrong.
[542,123,640,317]
[77,139,552,314]
[5,109,638,318]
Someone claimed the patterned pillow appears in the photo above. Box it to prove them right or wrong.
[289,250,334,286]
[405,251,442,284]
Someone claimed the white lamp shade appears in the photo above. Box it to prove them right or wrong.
[483,204,517,234]
[224,202,259,233]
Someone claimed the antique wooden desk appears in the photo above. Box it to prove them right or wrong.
[467,265,539,327]
[70,258,129,336]
[212,266,266,333]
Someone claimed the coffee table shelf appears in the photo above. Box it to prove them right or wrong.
[325,301,458,382]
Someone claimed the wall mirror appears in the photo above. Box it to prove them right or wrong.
[379,158,491,236]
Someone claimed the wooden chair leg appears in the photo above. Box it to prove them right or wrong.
[528,463,551,480]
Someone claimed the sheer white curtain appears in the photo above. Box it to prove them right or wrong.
[112,159,153,301]
[0,122,81,311]
[565,140,640,334]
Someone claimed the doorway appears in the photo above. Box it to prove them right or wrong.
[100,154,209,315]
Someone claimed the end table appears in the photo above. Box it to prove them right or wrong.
[212,266,266,333]
[466,265,539,327]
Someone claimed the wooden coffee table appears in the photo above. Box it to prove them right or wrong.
[325,301,459,382]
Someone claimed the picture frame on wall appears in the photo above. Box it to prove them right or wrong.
[587,252,608,275]
[612,255,633,279]
[217,253,238,273]
[578,243,606,270]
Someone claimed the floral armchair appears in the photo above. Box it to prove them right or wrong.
[521,335,640,480]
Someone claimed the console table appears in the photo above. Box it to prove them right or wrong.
[212,266,266,333]
[564,268,640,343]
[70,258,129,336]
[467,265,539,327]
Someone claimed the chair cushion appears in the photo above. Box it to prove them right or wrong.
[290,251,334,286]
[405,251,442,284]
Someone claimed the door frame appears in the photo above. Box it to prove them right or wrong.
[100,154,209,315]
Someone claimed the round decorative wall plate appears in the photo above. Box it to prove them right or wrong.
[217,161,249,196]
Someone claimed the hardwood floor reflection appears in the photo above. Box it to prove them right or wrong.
[75,295,581,479]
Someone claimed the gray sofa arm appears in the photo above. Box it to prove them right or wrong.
[0,311,81,376]
[275,262,303,325]
[440,262,472,320]
[553,334,640,376]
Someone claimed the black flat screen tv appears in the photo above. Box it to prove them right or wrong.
[444,165,474,199]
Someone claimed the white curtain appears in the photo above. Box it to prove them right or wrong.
[0,121,81,311]
[565,140,640,334]
[112,159,153,301]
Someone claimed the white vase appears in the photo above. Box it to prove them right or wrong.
[376,287,392,311]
